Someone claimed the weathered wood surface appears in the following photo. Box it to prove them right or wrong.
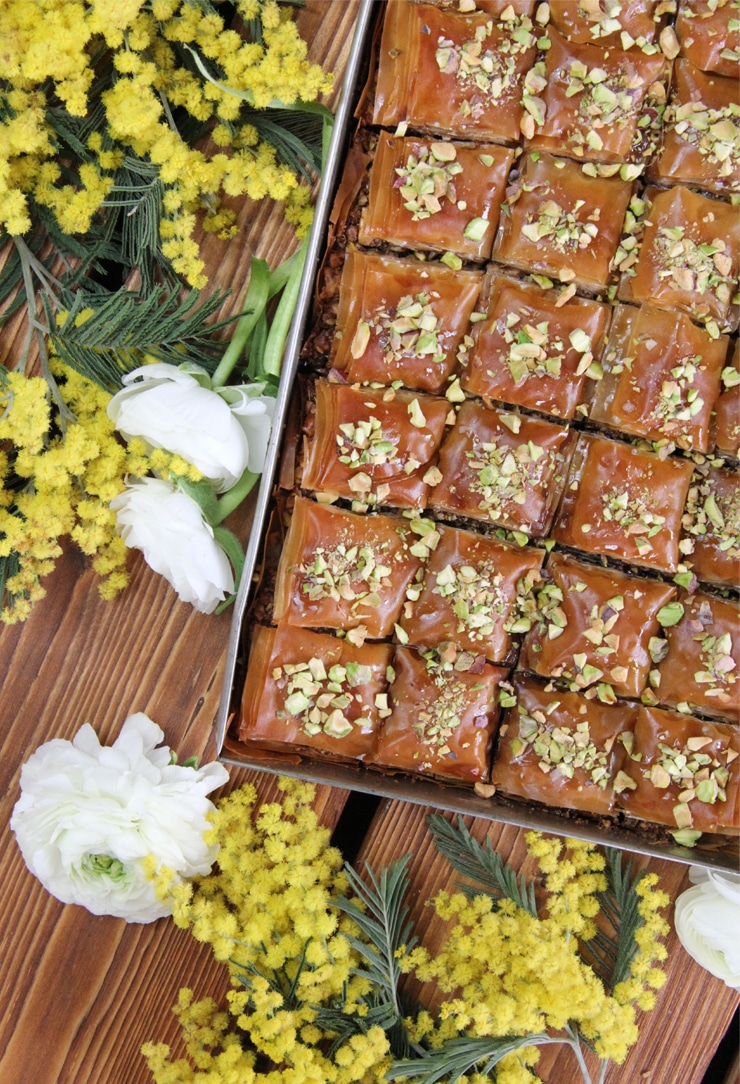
[0,3,737,1082]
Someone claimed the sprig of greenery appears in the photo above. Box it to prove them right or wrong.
[46,285,231,390]
[427,814,538,917]
[580,847,649,991]
[387,1033,556,1083]
[333,856,419,1057]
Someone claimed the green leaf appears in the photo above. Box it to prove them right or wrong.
[47,285,230,390]
[427,814,538,917]
[174,476,220,524]
[386,1033,554,1083]
[213,525,245,595]
[333,856,418,1057]
[578,847,650,991]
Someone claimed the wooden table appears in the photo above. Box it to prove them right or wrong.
[0,4,737,1082]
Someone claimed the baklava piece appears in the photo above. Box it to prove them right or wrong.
[239,625,393,760]
[713,343,740,457]
[654,591,740,721]
[676,0,740,79]
[371,643,507,782]
[548,0,667,48]
[492,152,634,292]
[331,250,483,394]
[272,496,425,638]
[490,676,637,816]
[619,185,740,331]
[552,433,694,572]
[462,272,611,418]
[524,29,669,164]
[590,303,727,451]
[430,400,575,536]
[520,552,676,700]
[681,464,740,588]
[359,133,514,260]
[651,58,740,197]
[615,705,739,834]
[301,381,450,511]
[399,523,544,662]
[374,2,539,144]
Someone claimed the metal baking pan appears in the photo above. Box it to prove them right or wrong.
[214,0,738,872]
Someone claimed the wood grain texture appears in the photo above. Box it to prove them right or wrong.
[356,800,740,1084]
[0,4,358,1082]
[1,3,737,1082]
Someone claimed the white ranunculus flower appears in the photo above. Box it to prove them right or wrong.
[9,713,229,923]
[107,363,275,492]
[111,477,234,614]
[674,866,740,989]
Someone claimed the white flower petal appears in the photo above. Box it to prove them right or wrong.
[107,363,273,492]
[111,477,234,613]
[10,715,229,923]
[675,876,740,990]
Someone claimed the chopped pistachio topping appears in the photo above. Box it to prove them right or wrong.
[642,735,734,828]
[513,710,614,788]
[337,416,400,470]
[563,58,657,156]
[583,0,623,36]
[278,656,375,739]
[495,310,595,385]
[545,591,632,698]
[506,573,560,637]
[694,630,738,703]
[412,643,486,749]
[682,473,740,562]
[351,292,446,367]
[667,99,740,182]
[642,353,707,442]
[466,434,556,526]
[408,517,441,559]
[521,196,600,252]
[395,144,463,221]
[432,558,508,642]
[435,16,537,119]
[298,533,400,611]
[601,482,666,555]
[654,227,734,306]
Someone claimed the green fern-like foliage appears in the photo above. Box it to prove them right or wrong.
[46,286,233,390]
[427,814,538,917]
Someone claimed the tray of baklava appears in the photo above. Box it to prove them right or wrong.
[216,0,740,869]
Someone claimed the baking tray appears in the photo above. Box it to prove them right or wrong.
[215,0,739,872]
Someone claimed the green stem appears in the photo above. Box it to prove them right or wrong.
[14,237,75,428]
[211,257,271,388]
[212,468,259,524]
[565,1023,597,1084]
[262,232,309,378]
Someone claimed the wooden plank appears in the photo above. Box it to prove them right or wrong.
[0,4,361,1081]
[356,800,740,1084]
